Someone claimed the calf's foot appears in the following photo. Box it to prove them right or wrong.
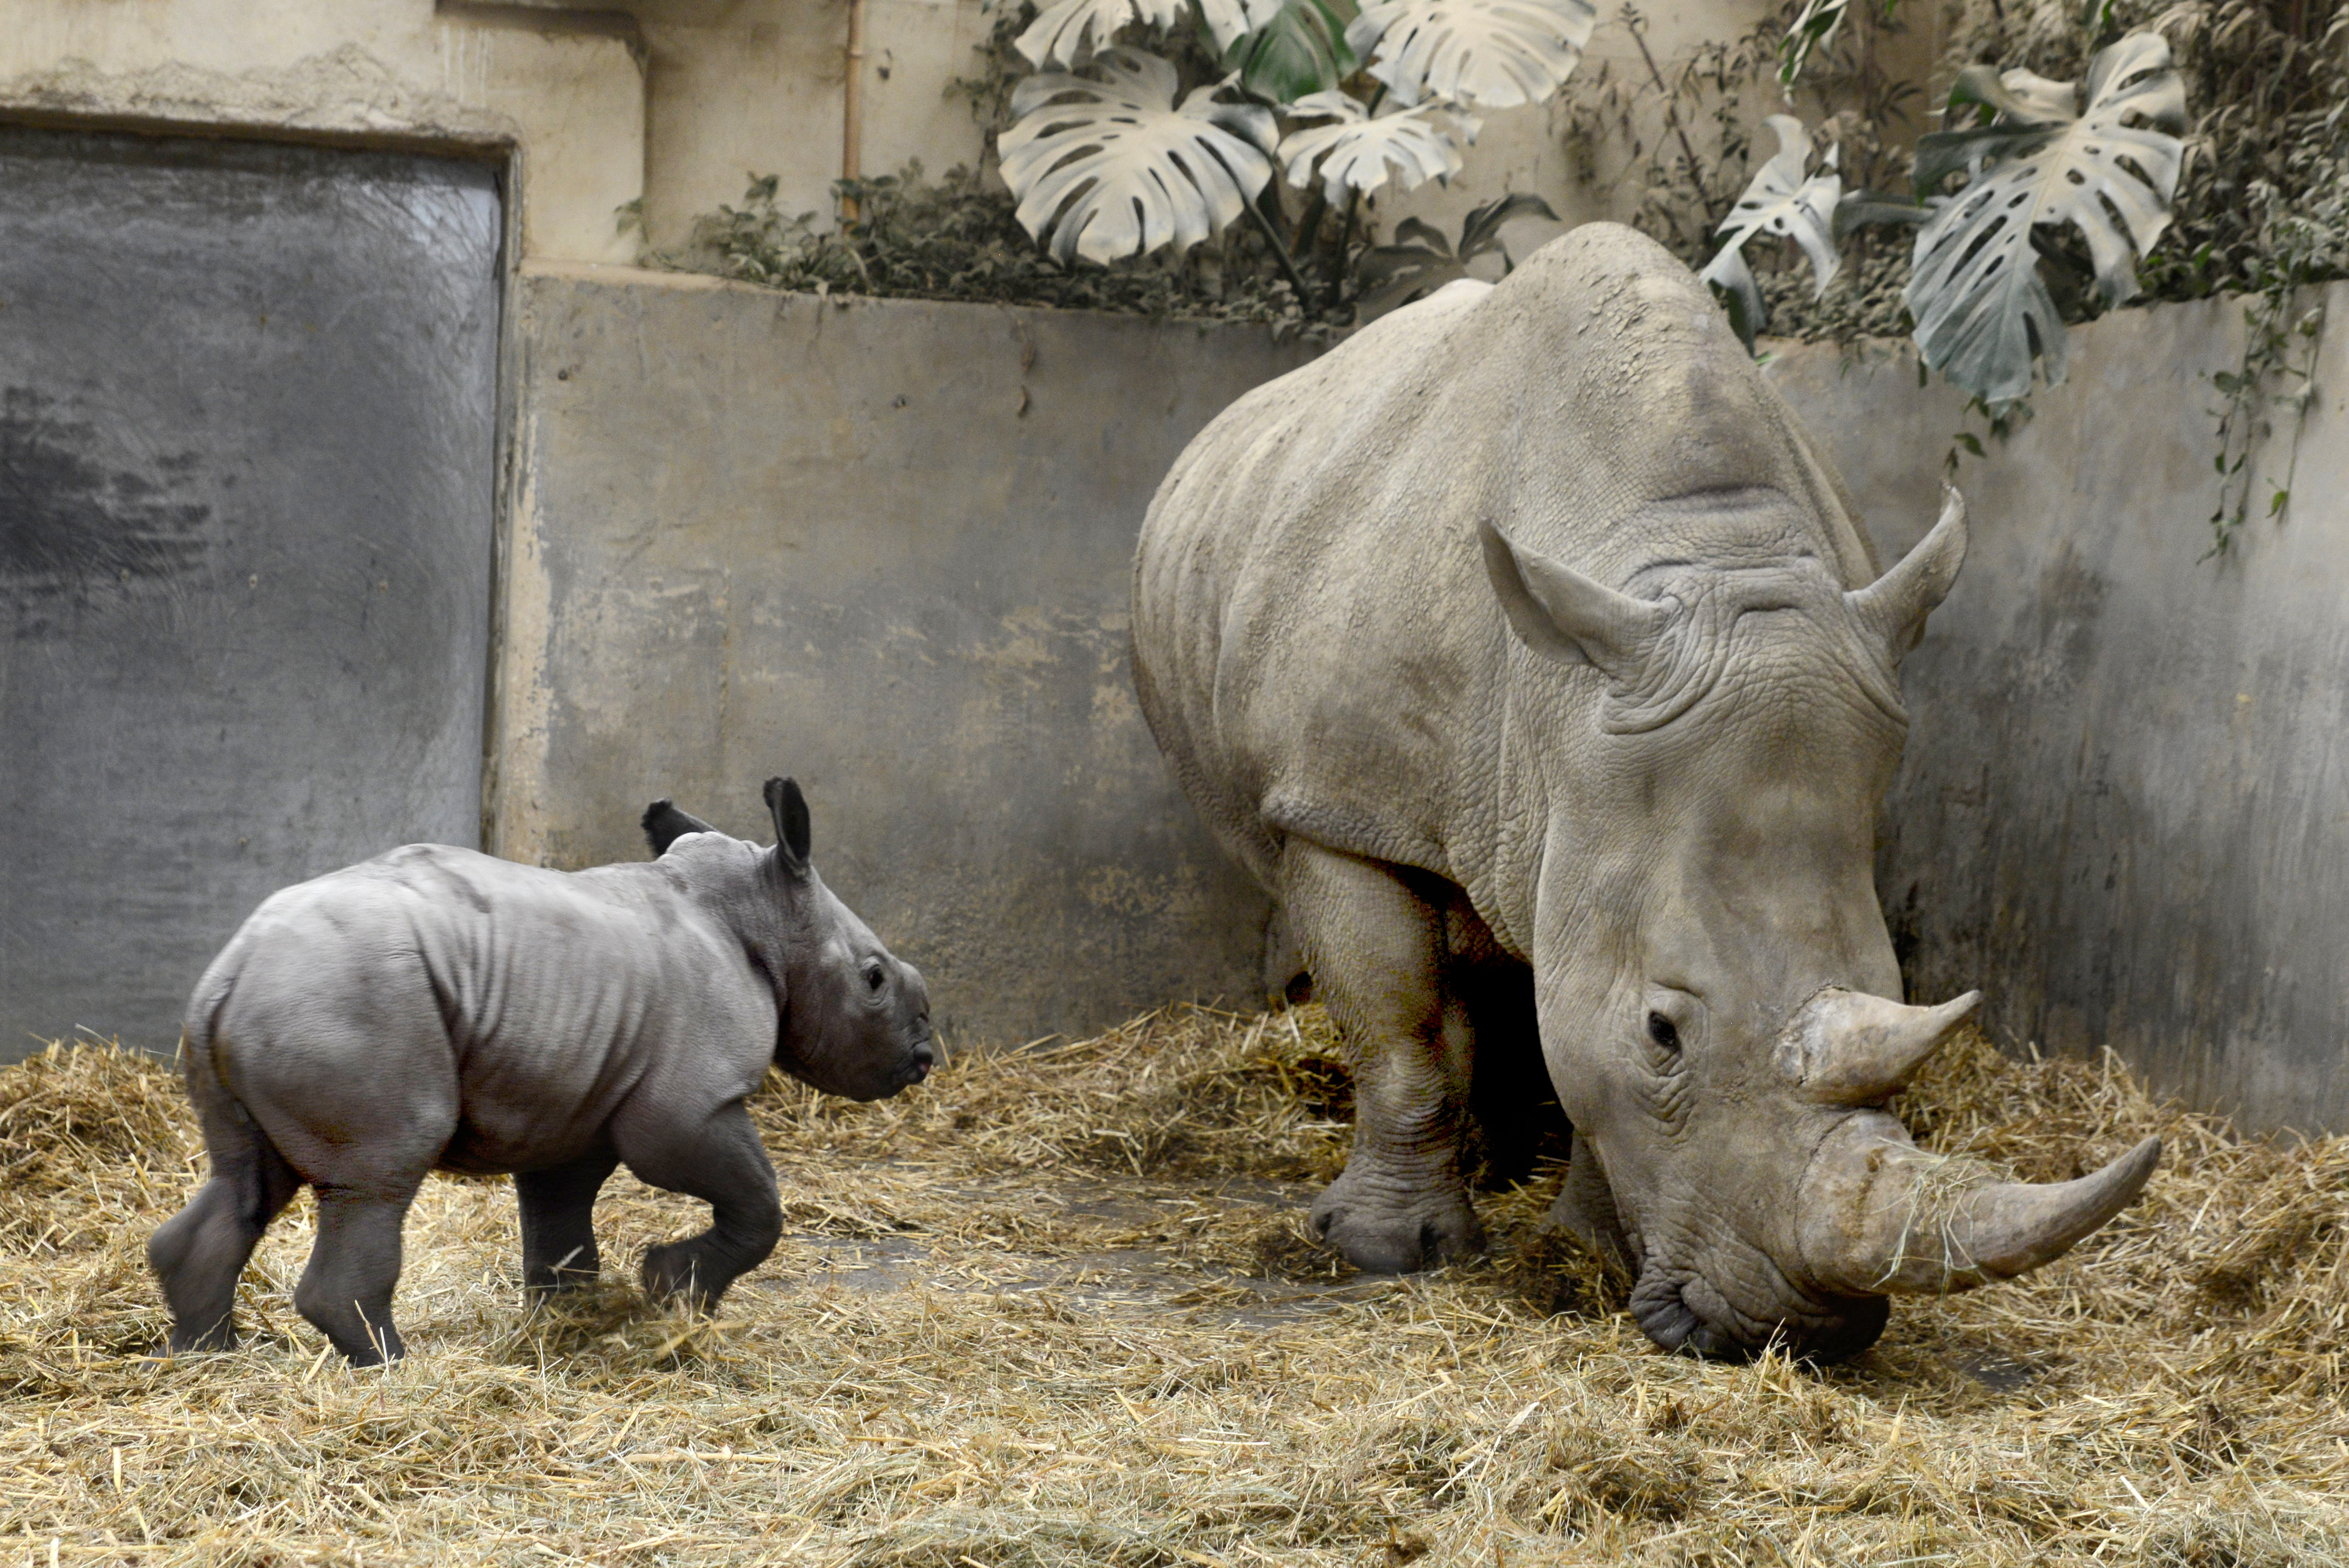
[641,1240,722,1313]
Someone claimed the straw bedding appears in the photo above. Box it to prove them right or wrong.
[2,1006,2345,1565]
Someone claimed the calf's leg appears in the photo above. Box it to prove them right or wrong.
[516,1145,621,1292]
[147,1111,302,1353]
[615,1099,783,1312]
[1283,841,1484,1272]
[294,1181,424,1365]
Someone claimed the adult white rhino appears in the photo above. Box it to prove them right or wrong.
[1132,224,2157,1359]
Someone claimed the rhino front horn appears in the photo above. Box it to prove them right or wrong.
[1800,1121,2162,1296]
[1775,987,1980,1106]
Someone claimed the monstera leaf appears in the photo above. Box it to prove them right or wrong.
[1904,32,2187,402]
[1278,90,1477,202]
[1015,0,1192,68]
[999,48,1278,266]
[1354,191,1557,317]
[1220,0,1359,98]
[1698,115,1843,349]
[1346,0,1598,109]
[1198,0,1295,50]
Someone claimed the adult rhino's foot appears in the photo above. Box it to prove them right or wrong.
[1309,1165,1485,1272]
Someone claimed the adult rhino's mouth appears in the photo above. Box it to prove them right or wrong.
[1627,1249,1892,1363]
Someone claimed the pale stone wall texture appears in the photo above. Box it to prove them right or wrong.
[1765,288,2349,1135]
[492,265,1320,1047]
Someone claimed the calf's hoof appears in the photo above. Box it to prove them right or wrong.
[524,1265,602,1297]
[1309,1169,1485,1273]
[164,1318,239,1355]
[641,1242,721,1312]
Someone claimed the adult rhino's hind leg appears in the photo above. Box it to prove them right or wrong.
[1283,841,1484,1272]
[616,1100,783,1312]
[516,1145,621,1293]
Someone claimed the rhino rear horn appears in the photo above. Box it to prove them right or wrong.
[1479,520,1670,675]
[1775,988,1980,1106]
[1845,485,1968,661]
[642,799,719,857]
[764,777,812,876]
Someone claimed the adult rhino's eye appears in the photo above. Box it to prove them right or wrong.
[1646,1012,1681,1053]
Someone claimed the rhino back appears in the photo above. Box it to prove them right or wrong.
[203,844,770,1174]
[1133,225,1879,941]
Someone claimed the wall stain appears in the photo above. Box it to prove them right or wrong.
[1,386,211,613]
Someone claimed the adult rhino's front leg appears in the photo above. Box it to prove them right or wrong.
[1280,841,1484,1271]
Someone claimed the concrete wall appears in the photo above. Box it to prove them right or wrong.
[1765,290,2349,1134]
[493,265,1320,1047]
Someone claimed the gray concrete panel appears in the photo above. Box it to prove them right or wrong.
[1765,293,2349,1132]
[1,128,502,1059]
[499,272,1320,1048]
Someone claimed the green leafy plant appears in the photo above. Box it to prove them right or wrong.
[679,163,1338,336]
[1902,33,2187,402]
[1278,90,1478,203]
[1226,0,1361,97]
[998,49,1280,266]
[991,0,1597,303]
[1699,114,1844,347]
[1348,0,1598,107]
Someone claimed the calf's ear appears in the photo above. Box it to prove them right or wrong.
[642,798,719,857]
[764,777,812,876]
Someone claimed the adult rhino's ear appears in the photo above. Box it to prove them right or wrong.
[1479,519,1670,676]
[642,798,719,858]
[1845,485,1967,662]
[764,777,811,877]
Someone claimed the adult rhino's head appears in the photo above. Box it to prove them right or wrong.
[643,778,935,1102]
[1481,487,2157,1361]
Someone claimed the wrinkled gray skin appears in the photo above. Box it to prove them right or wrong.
[148,778,934,1365]
[1133,225,2157,1360]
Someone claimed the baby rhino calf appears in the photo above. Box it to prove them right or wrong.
[149,777,933,1364]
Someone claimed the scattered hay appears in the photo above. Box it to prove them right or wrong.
[2,1010,2346,1564]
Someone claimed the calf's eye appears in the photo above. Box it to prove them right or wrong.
[1646,1012,1681,1053]
[863,964,886,992]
